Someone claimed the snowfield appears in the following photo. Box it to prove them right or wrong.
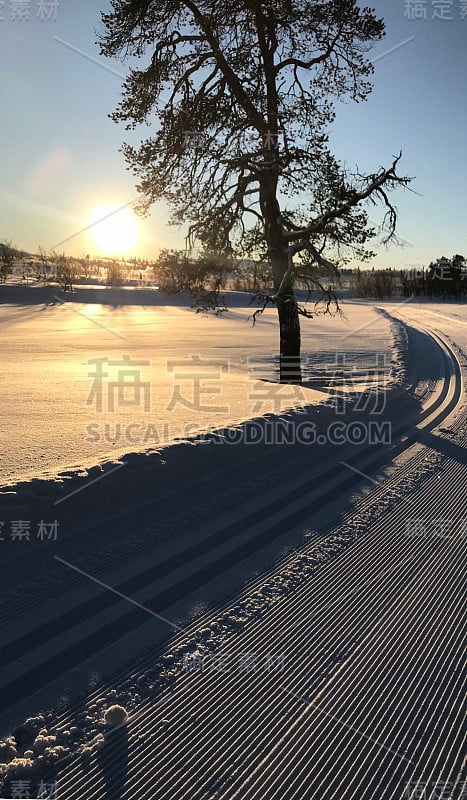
[0,286,465,800]
[1,284,394,486]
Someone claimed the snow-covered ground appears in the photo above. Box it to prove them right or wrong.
[0,287,466,800]
[1,284,393,486]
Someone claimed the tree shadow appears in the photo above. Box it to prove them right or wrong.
[416,429,467,466]
[97,726,129,800]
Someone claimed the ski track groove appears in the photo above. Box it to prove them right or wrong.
[56,488,466,799]
[0,317,430,618]
[2,313,466,799]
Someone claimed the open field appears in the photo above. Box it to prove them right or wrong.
[0,290,465,799]
[0,285,394,485]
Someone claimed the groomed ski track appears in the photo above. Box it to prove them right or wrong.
[1,307,466,800]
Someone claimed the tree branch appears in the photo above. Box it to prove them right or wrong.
[284,153,411,243]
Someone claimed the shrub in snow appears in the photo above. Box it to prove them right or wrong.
[0,738,17,763]
[1,757,35,780]
[80,734,105,759]
[32,733,56,753]
[43,745,68,763]
[11,717,44,751]
[80,746,94,762]
[103,705,128,728]
[94,734,105,751]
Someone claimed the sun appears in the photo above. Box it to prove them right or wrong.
[89,205,139,256]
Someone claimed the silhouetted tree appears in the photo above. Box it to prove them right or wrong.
[101,0,412,382]
[55,253,78,292]
[0,241,16,283]
[428,254,466,300]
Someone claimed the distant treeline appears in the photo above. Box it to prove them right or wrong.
[0,242,156,290]
[2,240,465,302]
[348,255,467,300]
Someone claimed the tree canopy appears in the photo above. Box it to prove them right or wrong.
[100,0,412,382]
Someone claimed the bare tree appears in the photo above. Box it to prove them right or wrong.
[54,252,78,292]
[100,0,412,383]
[0,240,16,283]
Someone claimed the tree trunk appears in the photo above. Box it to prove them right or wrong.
[261,176,302,384]
[270,249,302,384]
[276,293,302,384]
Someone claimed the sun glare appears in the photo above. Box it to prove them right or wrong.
[89,205,139,256]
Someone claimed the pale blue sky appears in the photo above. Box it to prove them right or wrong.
[1,1,465,266]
